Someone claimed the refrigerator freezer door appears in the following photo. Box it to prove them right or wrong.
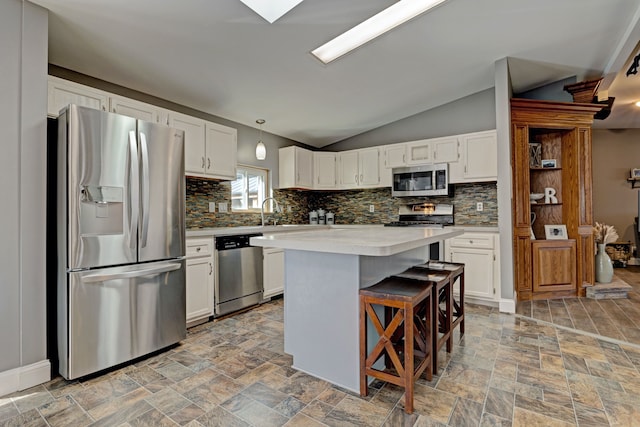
[66,105,138,269]
[60,260,186,380]
[137,121,185,262]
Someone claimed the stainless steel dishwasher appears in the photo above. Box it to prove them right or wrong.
[214,233,263,316]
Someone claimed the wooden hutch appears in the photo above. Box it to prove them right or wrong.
[511,99,604,301]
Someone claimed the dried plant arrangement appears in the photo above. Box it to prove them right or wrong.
[593,222,619,244]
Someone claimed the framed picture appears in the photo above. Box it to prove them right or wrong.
[631,168,640,179]
[545,224,567,240]
[541,159,557,168]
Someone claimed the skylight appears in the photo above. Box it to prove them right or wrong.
[239,0,305,24]
[312,0,448,64]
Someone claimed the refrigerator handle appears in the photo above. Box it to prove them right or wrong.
[128,131,140,249]
[139,132,151,248]
[82,262,182,283]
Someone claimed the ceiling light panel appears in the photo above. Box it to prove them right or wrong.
[239,0,304,23]
[312,0,448,64]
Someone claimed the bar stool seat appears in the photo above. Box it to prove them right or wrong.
[359,276,433,414]
[392,267,454,375]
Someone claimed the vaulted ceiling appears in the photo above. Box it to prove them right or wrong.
[31,0,640,147]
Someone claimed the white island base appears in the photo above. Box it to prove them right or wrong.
[251,227,463,393]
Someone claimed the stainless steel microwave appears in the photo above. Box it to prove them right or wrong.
[392,164,449,197]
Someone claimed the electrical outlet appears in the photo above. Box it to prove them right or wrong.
[209,202,216,213]
[369,204,375,213]
[288,205,292,213]
[476,202,484,212]
[218,202,228,213]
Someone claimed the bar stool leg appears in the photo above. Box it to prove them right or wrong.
[444,281,453,353]
[459,272,465,335]
[404,300,414,414]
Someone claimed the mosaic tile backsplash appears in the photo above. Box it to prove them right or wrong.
[186,177,497,228]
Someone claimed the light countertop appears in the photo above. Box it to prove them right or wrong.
[186,224,497,238]
[249,227,464,257]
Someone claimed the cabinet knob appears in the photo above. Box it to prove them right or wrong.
[209,262,213,275]
[196,247,201,252]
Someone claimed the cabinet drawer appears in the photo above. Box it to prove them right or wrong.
[449,233,494,249]
[186,238,213,258]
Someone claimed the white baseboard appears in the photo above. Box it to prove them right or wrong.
[0,360,50,397]
[499,298,516,313]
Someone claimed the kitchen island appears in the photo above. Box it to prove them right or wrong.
[250,226,463,392]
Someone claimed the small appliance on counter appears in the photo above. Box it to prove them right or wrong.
[384,203,454,227]
[309,210,318,224]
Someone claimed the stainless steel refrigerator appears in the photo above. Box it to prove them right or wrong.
[54,105,186,380]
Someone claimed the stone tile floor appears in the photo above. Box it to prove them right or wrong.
[3,298,640,426]
[516,267,640,346]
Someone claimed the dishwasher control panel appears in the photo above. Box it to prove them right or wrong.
[215,233,262,250]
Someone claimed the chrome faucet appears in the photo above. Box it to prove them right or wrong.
[261,197,280,227]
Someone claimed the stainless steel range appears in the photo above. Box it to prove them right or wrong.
[385,203,454,228]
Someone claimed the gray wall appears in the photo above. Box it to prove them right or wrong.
[49,65,312,189]
[324,88,496,151]
[0,0,48,379]
[592,129,640,243]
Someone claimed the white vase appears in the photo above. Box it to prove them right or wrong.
[595,243,614,284]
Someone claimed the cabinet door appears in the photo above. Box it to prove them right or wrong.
[186,257,213,323]
[263,248,285,298]
[359,148,380,186]
[314,152,337,189]
[384,144,407,169]
[110,95,160,122]
[462,131,497,180]
[431,136,458,163]
[295,147,313,188]
[406,140,433,165]
[170,112,206,175]
[339,151,359,188]
[47,77,108,117]
[449,247,494,300]
[205,121,237,180]
[532,240,576,293]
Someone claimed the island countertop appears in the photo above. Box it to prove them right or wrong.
[250,226,464,257]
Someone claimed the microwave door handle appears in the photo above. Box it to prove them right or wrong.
[139,132,150,248]
[128,131,139,249]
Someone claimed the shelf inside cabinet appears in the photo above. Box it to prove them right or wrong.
[530,167,562,171]
[530,202,563,206]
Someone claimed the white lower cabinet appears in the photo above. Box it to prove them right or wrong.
[263,248,285,298]
[186,237,214,325]
[444,232,499,304]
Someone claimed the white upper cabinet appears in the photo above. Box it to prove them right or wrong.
[109,95,161,123]
[431,136,459,163]
[406,140,433,165]
[204,121,238,180]
[449,130,497,183]
[383,144,408,169]
[313,152,337,189]
[339,148,380,189]
[279,146,313,189]
[170,111,207,175]
[47,76,108,117]
[406,136,458,165]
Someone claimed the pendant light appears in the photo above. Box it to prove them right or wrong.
[255,119,266,160]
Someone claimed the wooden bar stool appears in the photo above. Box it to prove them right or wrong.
[392,267,453,375]
[416,261,465,338]
[359,276,433,414]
